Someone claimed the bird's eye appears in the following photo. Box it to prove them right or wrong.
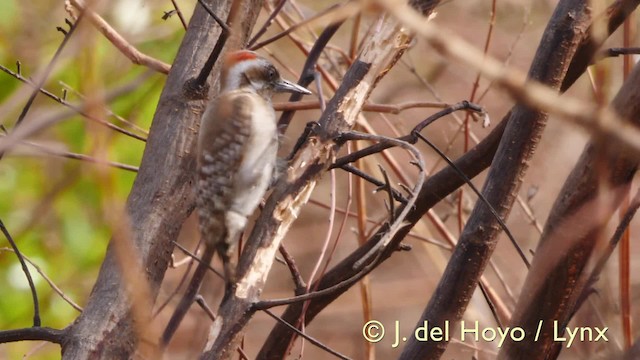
[267,67,277,80]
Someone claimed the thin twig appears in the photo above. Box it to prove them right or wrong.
[249,4,343,50]
[335,131,426,270]
[378,165,396,222]
[0,247,82,312]
[598,46,640,58]
[458,0,497,235]
[415,132,530,268]
[583,187,640,302]
[274,100,453,113]
[0,220,40,326]
[254,240,390,310]
[278,244,307,292]
[196,0,231,34]
[0,64,148,142]
[59,80,149,135]
[195,295,217,321]
[331,101,483,169]
[2,10,85,163]
[170,0,188,30]
[477,5,531,103]
[248,0,288,47]
[153,242,203,317]
[186,0,233,95]
[277,20,345,131]
[352,139,374,360]
[262,309,351,360]
[69,0,171,74]
[10,138,139,172]
[339,164,407,203]
[299,165,338,355]
[172,241,223,278]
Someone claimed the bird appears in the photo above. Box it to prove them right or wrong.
[161,50,311,346]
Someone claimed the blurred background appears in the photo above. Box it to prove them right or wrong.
[0,0,638,359]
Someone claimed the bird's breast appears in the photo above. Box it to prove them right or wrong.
[237,96,278,186]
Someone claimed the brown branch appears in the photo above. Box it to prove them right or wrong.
[170,0,188,30]
[273,99,454,114]
[278,244,307,292]
[200,4,426,357]
[277,20,345,132]
[0,327,67,345]
[0,248,83,312]
[248,0,288,47]
[10,138,139,172]
[383,0,640,157]
[248,3,350,51]
[584,187,640,301]
[60,1,262,358]
[0,220,40,326]
[68,0,172,74]
[398,0,602,357]
[257,0,637,358]
[0,64,148,142]
[262,309,351,360]
[498,53,640,360]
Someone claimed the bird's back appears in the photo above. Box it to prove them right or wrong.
[196,89,278,244]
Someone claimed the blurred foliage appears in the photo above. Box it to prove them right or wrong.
[0,0,187,358]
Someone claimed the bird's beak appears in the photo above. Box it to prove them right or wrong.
[274,79,312,95]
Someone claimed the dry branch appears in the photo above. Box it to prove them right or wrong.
[273,99,453,114]
[3,0,635,358]
[68,0,172,74]
[381,0,640,157]
[398,0,608,357]
[60,1,262,358]
[498,59,640,360]
[257,0,639,358]
[200,2,437,358]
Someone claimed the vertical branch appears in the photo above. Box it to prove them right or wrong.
[354,140,374,360]
[257,1,638,358]
[203,3,428,358]
[498,58,640,360]
[60,1,263,358]
[397,1,592,358]
[0,220,40,326]
[458,0,497,233]
[618,9,636,350]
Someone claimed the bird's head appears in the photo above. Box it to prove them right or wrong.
[220,50,312,98]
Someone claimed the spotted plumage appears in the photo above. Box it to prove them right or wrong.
[196,50,310,252]
[161,50,311,346]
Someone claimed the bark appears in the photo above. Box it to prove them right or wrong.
[398,1,592,358]
[498,61,640,360]
[257,0,639,358]
[61,1,261,358]
[200,2,440,358]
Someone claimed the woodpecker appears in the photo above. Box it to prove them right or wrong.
[161,50,311,346]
